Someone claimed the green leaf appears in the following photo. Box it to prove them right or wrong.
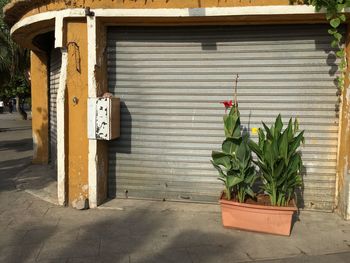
[211,161,226,179]
[339,14,346,22]
[263,142,275,169]
[222,138,239,154]
[336,49,345,57]
[227,176,244,188]
[330,18,341,28]
[248,139,262,158]
[288,131,305,157]
[262,122,273,140]
[236,141,250,168]
[212,151,231,170]
[328,28,337,35]
[258,128,265,149]
[287,118,294,142]
[245,186,255,198]
[224,114,241,139]
[334,32,343,41]
[279,129,289,163]
[274,114,283,137]
[331,40,339,48]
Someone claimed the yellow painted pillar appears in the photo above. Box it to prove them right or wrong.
[30,51,49,164]
[65,18,89,207]
[337,24,350,220]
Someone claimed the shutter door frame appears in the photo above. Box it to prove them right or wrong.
[49,49,61,169]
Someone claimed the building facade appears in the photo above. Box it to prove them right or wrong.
[4,0,350,219]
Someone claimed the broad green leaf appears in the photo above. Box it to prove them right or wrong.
[258,128,265,149]
[236,142,249,167]
[289,131,305,157]
[248,139,262,158]
[222,138,239,154]
[227,176,244,188]
[245,186,255,198]
[263,142,275,169]
[262,122,273,140]
[212,151,231,169]
[274,114,283,136]
[287,118,294,142]
[211,161,226,179]
[232,122,242,139]
[223,115,234,137]
[279,129,288,163]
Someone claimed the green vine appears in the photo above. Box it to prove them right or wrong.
[291,1,350,90]
[307,0,350,90]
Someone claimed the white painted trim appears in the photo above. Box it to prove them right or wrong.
[57,48,68,206]
[87,15,98,208]
[11,9,86,36]
[55,15,64,48]
[93,5,326,17]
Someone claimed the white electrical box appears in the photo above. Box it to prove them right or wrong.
[88,97,120,140]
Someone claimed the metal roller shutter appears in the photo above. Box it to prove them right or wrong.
[49,49,61,169]
[107,25,340,210]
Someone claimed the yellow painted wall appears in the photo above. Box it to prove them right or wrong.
[65,19,89,205]
[30,51,49,164]
[336,24,350,219]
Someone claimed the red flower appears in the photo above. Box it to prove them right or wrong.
[221,100,233,109]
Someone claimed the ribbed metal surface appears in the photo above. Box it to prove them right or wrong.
[49,49,61,169]
[107,25,340,210]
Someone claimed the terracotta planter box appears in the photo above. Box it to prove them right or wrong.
[220,196,297,236]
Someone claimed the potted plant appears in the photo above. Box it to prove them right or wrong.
[211,102,256,203]
[212,78,304,236]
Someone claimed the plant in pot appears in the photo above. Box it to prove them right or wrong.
[245,115,304,235]
[211,102,257,203]
[212,98,304,236]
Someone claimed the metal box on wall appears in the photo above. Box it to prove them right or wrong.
[88,97,120,140]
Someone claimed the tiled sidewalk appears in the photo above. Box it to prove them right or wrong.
[1,117,350,263]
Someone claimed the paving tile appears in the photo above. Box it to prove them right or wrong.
[187,245,250,263]
[22,226,79,245]
[130,248,192,263]
[100,236,135,255]
[0,229,26,247]
[67,254,129,263]
[37,240,100,260]
[0,244,42,263]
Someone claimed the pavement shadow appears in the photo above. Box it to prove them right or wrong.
[1,204,240,262]
[0,138,33,153]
